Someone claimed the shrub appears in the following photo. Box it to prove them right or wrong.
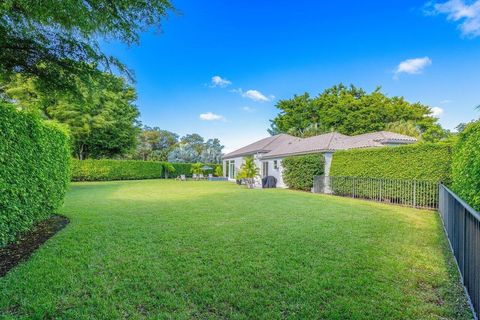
[191,162,203,175]
[452,121,480,211]
[71,159,163,181]
[283,153,325,191]
[330,143,452,183]
[167,163,192,178]
[214,165,223,177]
[163,162,176,179]
[0,103,70,247]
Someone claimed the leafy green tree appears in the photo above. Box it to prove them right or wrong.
[215,165,224,177]
[0,0,173,93]
[133,127,178,161]
[167,144,199,163]
[384,120,422,139]
[181,134,205,155]
[238,156,260,189]
[163,162,176,179]
[191,162,203,175]
[4,70,140,159]
[269,84,448,141]
[200,138,224,163]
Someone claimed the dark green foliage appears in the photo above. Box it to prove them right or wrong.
[3,71,141,160]
[70,160,222,180]
[165,163,221,178]
[0,0,173,92]
[283,154,325,191]
[269,84,448,141]
[330,143,452,183]
[0,103,70,247]
[452,121,480,211]
[168,163,192,178]
[71,159,163,181]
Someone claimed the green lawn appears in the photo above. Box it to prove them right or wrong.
[0,180,472,319]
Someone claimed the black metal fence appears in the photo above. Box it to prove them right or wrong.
[439,184,479,319]
[313,176,439,209]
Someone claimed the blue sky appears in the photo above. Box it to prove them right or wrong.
[103,0,480,153]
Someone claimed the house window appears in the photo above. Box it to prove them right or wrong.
[273,160,278,170]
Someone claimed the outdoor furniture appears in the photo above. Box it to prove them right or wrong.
[208,174,213,179]
[199,174,205,180]
[192,174,198,181]
[262,176,277,188]
[179,174,186,181]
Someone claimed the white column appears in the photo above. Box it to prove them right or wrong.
[323,152,333,194]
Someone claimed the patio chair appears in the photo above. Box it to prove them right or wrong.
[199,173,205,180]
[208,174,213,179]
[192,173,198,181]
[179,174,186,181]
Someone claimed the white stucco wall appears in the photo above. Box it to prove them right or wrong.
[260,158,286,188]
[225,152,329,189]
[223,156,245,181]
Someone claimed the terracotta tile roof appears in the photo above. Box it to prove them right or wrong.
[223,131,417,160]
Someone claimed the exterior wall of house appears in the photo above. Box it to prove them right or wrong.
[223,156,245,181]
[323,152,333,176]
[259,157,287,188]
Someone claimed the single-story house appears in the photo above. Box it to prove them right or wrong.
[222,131,417,188]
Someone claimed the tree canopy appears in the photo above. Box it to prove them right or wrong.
[269,84,449,142]
[0,0,173,92]
[3,69,140,159]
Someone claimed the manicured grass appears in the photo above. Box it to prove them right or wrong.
[0,180,472,319]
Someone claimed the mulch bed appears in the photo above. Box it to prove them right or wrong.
[0,215,69,277]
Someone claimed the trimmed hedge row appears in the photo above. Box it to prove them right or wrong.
[330,143,452,183]
[1,103,70,247]
[71,160,223,181]
[283,153,325,191]
[452,121,480,211]
[71,159,164,181]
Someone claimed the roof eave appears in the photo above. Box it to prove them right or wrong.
[262,149,335,159]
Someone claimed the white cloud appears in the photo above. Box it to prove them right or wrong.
[429,0,480,37]
[431,106,444,117]
[243,89,270,102]
[440,99,453,104]
[199,112,226,121]
[394,57,432,77]
[230,88,274,102]
[210,75,231,87]
[242,106,255,112]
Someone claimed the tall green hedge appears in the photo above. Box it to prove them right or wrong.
[0,103,70,247]
[71,160,222,181]
[168,163,192,178]
[283,153,325,191]
[166,163,222,178]
[71,159,164,181]
[452,121,480,211]
[330,143,452,183]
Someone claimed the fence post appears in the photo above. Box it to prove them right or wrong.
[413,180,417,208]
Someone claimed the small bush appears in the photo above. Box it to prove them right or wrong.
[452,121,480,211]
[330,143,452,183]
[0,103,70,247]
[283,153,325,191]
[71,159,163,181]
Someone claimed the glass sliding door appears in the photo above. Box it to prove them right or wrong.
[262,161,269,177]
[229,160,235,179]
